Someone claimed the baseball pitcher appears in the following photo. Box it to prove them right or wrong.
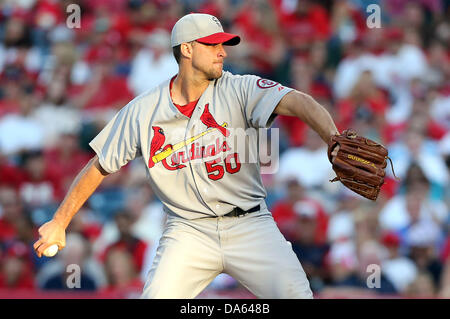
[34,13,390,298]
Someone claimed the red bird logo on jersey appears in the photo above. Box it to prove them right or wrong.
[149,126,165,168]
[200,104,230,137]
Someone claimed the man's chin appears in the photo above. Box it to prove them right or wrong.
[208,70,223,81]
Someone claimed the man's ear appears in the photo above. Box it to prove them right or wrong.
[180,42,194,60]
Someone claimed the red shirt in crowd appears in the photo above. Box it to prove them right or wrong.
[0,269,35,290]
[0,163,25,191]
[44,148,91,191]
[19,165,64,205]
[102,238,148,272]
[271,198,329,244]
[0,242,35,289]
[279,4,331,46]
[0,219,17,243]
[70,75,134,111]
[233,7,282,75]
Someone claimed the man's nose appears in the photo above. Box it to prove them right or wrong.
[218,44,227,58]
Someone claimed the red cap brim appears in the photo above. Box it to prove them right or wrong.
[196,32,240,46]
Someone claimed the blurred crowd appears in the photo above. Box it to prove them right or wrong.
[0,0,449,298]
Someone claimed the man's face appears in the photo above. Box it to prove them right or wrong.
[191,41,227,80]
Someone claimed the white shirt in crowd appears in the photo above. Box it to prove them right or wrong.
[128,49,178,96]
[0,113,44,155]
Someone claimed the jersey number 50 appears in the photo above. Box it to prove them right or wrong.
[205,153,241,181]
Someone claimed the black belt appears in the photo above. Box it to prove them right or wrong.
[224,205,260,217]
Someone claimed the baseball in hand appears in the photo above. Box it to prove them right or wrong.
[43,244,59,257]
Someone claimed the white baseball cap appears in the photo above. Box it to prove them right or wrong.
[293,200,318,219]
[171,13,240,47]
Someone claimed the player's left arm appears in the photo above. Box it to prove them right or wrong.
[274,90,339,143]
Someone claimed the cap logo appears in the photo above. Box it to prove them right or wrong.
[212,16,221,28]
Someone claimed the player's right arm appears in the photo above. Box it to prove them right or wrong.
[33,155,109,257]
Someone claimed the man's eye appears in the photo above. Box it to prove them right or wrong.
[196,41,216,47]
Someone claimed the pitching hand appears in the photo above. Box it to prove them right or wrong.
[33,219,66,258]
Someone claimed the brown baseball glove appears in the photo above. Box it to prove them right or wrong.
[327,129,397,201]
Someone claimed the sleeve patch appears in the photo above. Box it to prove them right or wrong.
[256,78,279,89]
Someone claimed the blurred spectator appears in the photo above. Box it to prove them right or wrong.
[276,127,334,189]
[353,205,382,250]
[229,0,287,78]
[278,0,331,52]
[0,241,35,289]
[356,240,396,294]
[0,14,42,75]
[88,168,129,223]
[387,121,449,189]
[65,207,103,244]
[406,221,444,287]
[275,114,308,148]
[327,239,397,295]
[430,90,450,131]
[333,37,376,100]
[128,29,178,96]
[271,179,329,243]
[386,91,448,145]
[290,41,331,96]
[105,0,164,46]
[289,200,330,292]
[38,36,78,87]
[100,209,148,273]
[12,207,37,244]
[380,231,418,293]
[0,65,32,117]
[0,90,44,156]
[32,70,82,149]
[43,133,91,194]
[404,271,436,298]
[101,246,143,295]
[378,27,428,95]
[439,259,450,298]
[335,70,388,134]
[334,27,429,106]
[123,180,165,277]
[33,0,65,32]
[71,45,134,122]
[440,132,450,208]
[0,187,26,243]
[384,0,443,24]
[0,152,24,191]
[197,0,242,22]
[278,42,333,146]
[18,150,63,208]
[326,239,359,286]
[38,233,104,291]
[425,40,450,90]
[329,0,366,45]
[379,164,448,233]
[326,193,358,243]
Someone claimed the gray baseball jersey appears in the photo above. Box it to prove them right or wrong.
[89,71,293,219]
[89,70,313,299]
